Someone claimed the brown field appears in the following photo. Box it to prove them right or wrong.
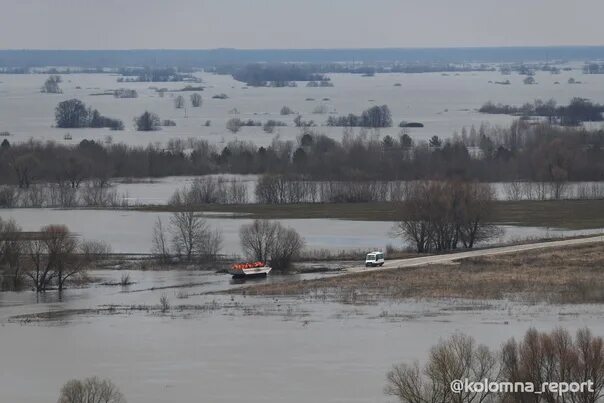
[233,243,604,304]
[138,199,604,230]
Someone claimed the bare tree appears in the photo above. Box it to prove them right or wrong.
[174,95,185,109]
[169,211,222,261]
[134,111,161,131]
[151,217,170,262]
[41,75,62,94]
[25,237,53,292]
[226,118,242,133]
[190,93,202,107]
[385,333,499,403]
[395,181,498,253]
[501,327,604,403]
[23,225,109,292]
[0,218,24,290]
[239,219,278,262]
[270,226,304,271]
[239,219,304,271]
[58,376,126,403]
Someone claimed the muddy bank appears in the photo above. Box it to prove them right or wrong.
[231,243,604,304]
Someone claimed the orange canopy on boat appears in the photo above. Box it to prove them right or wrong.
[232,261,265,270]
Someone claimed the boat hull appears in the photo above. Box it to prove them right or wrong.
[229,266,272,278]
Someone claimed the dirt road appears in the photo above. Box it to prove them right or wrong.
[347,235,604,273]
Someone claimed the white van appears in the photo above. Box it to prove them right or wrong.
[365,251,385,267]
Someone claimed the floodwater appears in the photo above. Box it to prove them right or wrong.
[2,66,603,147]
[3,67,604,402]
[110,175,604,205]
[1,207,602,255]
[1,269,604,403]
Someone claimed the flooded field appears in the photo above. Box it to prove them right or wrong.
[110,176,604,205]
[2,66,604,148]
[1,268,603,403]
[1,207,601,255]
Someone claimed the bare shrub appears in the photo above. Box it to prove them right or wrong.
[501,327,604,403]
[58,376,125,403]
[190,93,202,107]
[41,75,62,94]
[169,211,222,261]
[0,218,24,290]
[23,225,110,292]
[394,181,498,252]
[160,293,170,313]
[239,219,304,271]
[280,105,294,115]
[119,273,131,286]
[386,328,604,403]
[174,95,185,109]
[385,333,498,403]
[226,118,242,133]
[151,217,170,262]
[169,176,248,205]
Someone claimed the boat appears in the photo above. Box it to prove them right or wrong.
[64,133,72,140]
[228,261,272,278]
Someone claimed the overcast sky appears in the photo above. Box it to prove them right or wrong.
[1,0,602,49]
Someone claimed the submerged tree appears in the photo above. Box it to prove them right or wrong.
[169,211,222,261]
[41,75,62,94]
[134,111,161,131]
[174,95,185,109]
[190,93,202,107]
[58,377,126,403]
[55,99,89,128]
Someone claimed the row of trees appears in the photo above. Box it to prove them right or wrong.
[150,215,304,272]
[230,63,327,86]
[0,181,126,208]
[326,105,393,128]
[2,122,604,187]
[173,93,202,109]
[394,181,499,252]
[254,175,412,204]
[479,97,604,126]
[169,176,248,205]
[0,219,109,291]
[386,327,604,403]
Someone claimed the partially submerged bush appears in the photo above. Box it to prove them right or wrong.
[386,327,604,403]
[58,377,125,403]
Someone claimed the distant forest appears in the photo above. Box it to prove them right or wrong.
[1,122,603,190]
[479,98,604,126]
[3,46,604,68]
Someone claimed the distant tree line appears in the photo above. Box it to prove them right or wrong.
[213,62,492,78]
[1,122,603,189]
[116,67,200,82]
[479,98,604,126]
[326,105,392,128]
[230,64,327,87]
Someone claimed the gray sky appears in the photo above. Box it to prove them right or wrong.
[1,0,602,49]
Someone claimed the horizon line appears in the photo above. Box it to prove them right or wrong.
[3,44,604,52]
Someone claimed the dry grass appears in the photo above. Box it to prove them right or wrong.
[137,199,604,229]
[234,243,604,304]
